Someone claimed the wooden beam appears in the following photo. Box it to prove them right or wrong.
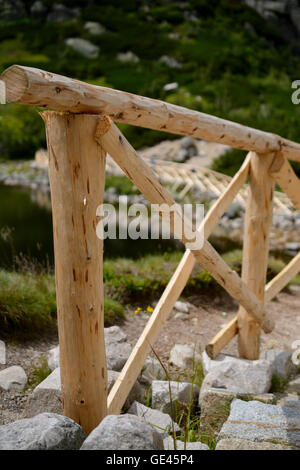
[95,117,274,334]
[269,153,300,211]
[265,251,300,302]
[238,152,274,359]
[2,65,300,162]
[107,152,251,414]
[43,111,107,434]
[206,317,239,359]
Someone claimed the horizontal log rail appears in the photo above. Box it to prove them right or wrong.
[1,65,300,162]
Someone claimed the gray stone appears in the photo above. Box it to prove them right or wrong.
[174,149,189,163]
[163,82,178,91]
[65,38,99,59]
[163,436,209,450]
[108,370,143,410]
[218,399,300,449]
[286,376,300,395]
[117,51,140,64]
[47,326,132,372]
[200,388,276,440]
[47,3,79,23]
[0,413,86,450]
[0,366,27,392]
[152,380,199,419]
[169,344,201,369]
[140,357,166,384]
[128,401,181,435]
[159,55,182,69]
[216,438,293,450]
[0,340,5,365]
[276,395,300,411]
[80,414,163,450]
[174,301,190,313]
[35,367,60,392]
[200,353,272,403]
[261,349,297,379]
[22,389,63,418]
[84,21,106,36]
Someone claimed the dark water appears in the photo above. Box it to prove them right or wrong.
[0,184,182,270]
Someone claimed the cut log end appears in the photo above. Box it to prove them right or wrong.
[95,115,113,141]
[261,315,275,334]
[0,65,28,103]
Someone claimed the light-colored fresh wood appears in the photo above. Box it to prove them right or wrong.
[43,111,107,434]
[265,251,300,302]
[238,152,274,359]
[108,249,195,415]
[107,152,251,414]
[95,117,274,334]
[2,64,300,162]
[269,153,300,211]
[206,317,239,359]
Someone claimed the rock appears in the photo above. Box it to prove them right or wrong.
[163,82,178,91]
[65,38,99,59]
[276,394,300,410]
[173,149,189,163]
[159,55,182,69]
[174,301,190,313]
[180,137,198,157]
[0,0,25,21]
[128,401,181,435]
[47,326,132,372]
[218,399,300,449]
[0,413,86,450]
[116,51,140,64]
[163,436,209,450]
[216,438,293,450]
[35,367,60,392]
[0,366,27,392]
[174,312,189,320]
[47,3,79,23]
[80,414,163,450]
[289,284,300,295]
[152,380,199,419]
[261,349,298,379]
[286,376,300,395]
[84,21,106,36]
[47,346,59,371]
[30,1,47,18]
[169,344,201,369]
[140,357,166,384]
[200,388,276,440]
[22,389,63,418]
[0,340,5,365]
[108,370,143,410]
[105,326,132,371]
[200,352,272,403]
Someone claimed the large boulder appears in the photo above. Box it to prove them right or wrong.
[0,413,86,450]
[260,349,298,379]
[151,380,199,420]
[80,414,164,450]
[218,399,300,449]
[0,366,27,392]
[199,353,272,403]
[128,401,181,435]
[169,344,201,369]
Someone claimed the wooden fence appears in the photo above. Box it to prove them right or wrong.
[1,65,300,434]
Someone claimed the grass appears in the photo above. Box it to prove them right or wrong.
[1,247,299,340]
[25,356,52,391]
[270,375,289,394]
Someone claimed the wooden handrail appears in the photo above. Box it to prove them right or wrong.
[1,64,300,162]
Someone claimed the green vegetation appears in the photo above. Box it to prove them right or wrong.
[1,247,299,339]
[1,1,300,164]
[25,356,52,391]
[105,175,138,195]
[270,375,289,394]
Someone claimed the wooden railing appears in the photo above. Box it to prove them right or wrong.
[1,65,300,434]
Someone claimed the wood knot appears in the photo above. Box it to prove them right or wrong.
[94,115,112,142]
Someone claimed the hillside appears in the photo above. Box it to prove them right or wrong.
[1,0,300,171]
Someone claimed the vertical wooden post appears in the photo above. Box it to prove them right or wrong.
[237,152,274,359]
[43,112,107,434]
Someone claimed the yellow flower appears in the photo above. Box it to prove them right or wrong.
[147,306,154,313]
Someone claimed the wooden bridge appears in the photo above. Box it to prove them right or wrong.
[1,65,300,434]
